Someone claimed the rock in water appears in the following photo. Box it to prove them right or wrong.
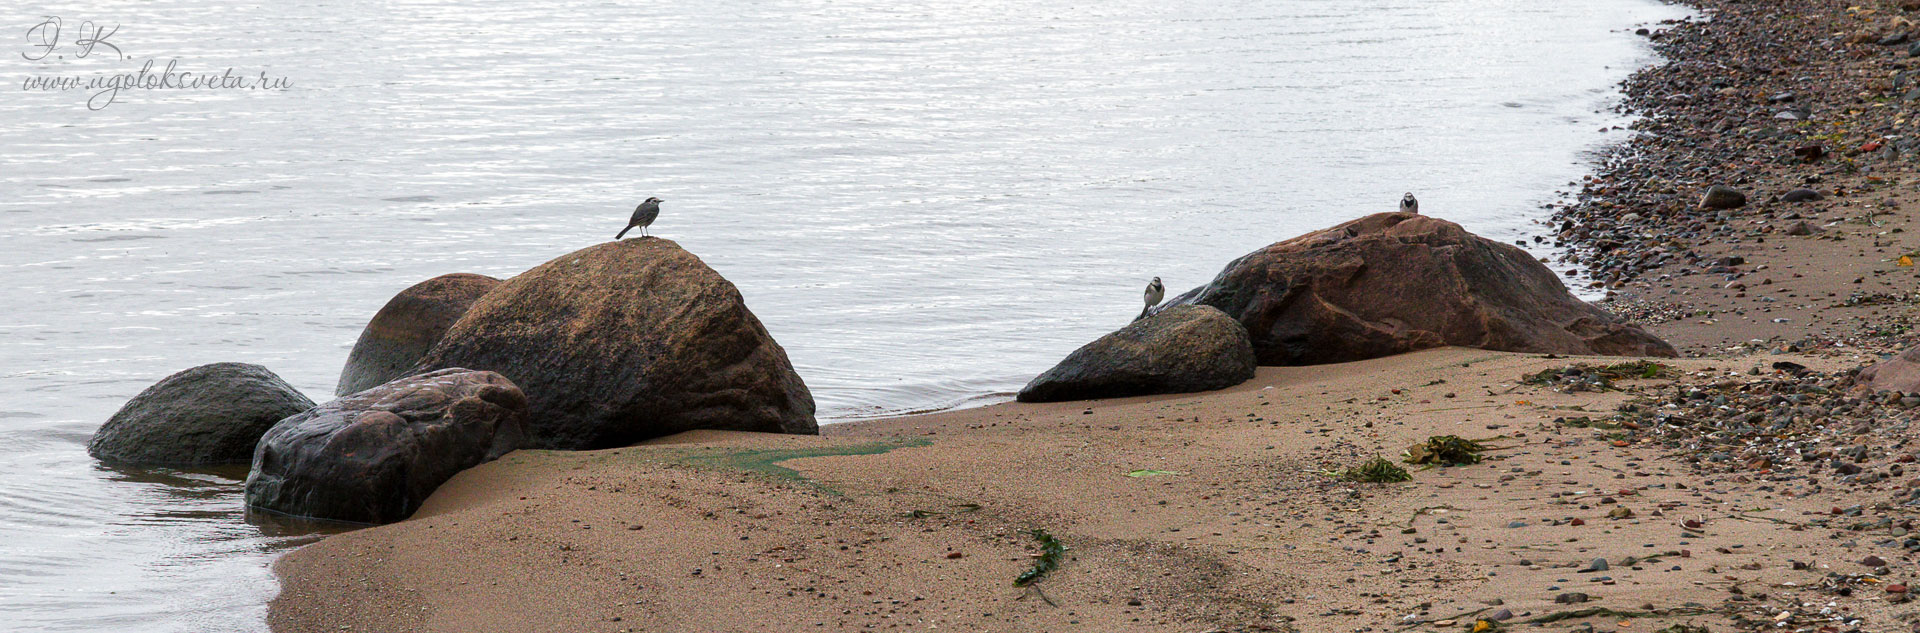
[1017,305,1256,403]
[88,363,315,466]
[336,273,501,396]
[1699,185,1747,209]
[1160,213,1676,365]
[245,369,527,524]
[411,239,816,449]
[1857,346,1920,393]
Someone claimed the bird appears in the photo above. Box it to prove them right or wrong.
[1137,276,1164,321]
[1400,192,1419,214]
[615,197,663,239]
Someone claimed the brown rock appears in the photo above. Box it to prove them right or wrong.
[337,273,501,396]
[1157,213,1676,365]
[1857,346,1920,393]
[412,238,816,449]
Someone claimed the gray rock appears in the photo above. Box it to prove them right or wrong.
[88,363,315,466]
[1580,557,1609,572]
[1700,185,1747,210]
[245,368,527,524]
[1017,305,1256,403]
[1780,188,1823,203]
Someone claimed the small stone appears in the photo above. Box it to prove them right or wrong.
[1862,555,1887,567]
[1555,592,1590,604]
[1700,185,1746,209]
[1489,608,1513,621]
[1581,558,1609,573]
[1780,188,1822,203]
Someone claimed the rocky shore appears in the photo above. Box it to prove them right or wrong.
[1549,0,1920,358]
[257,1,1920,632]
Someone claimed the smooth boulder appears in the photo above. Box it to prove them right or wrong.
[1018,305,1256,403]
[1700,185,1747,209]
[1157,213,1677,365]
[244,368,527,524]
[1857,346,1920,393]
[336,273,501,396]
[88,363,315,466]
[411,238,816,449]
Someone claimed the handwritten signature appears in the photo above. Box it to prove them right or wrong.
[23,16,124,61]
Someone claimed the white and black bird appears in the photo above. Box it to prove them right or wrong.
[615,197,663,239]
[1399,192,1419,214]
[1137,276,1165,321]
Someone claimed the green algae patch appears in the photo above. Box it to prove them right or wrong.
[665,438,933,493]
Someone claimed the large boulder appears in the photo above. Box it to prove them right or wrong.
[1157,213,1677,365]
[410,238,817,449]
[1018,305,1256,403]
[88,363,315,466]
[1857,346,1920,393]
[336,273,501,396]
[244,368,527,524]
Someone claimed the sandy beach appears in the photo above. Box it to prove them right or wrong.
[270,0,1920,631]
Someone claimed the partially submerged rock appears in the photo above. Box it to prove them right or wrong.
[412,239,816,449]
[88,363,315,466]
[244,368,527,524]
[1157,213,1676,365]
[1017,305,1255,403]
[337,273,501,396]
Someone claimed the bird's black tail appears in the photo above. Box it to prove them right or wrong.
[615,225,632,240]
[1136,306,1151,321]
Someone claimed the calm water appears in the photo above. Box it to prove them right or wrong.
[0,0,1686,630]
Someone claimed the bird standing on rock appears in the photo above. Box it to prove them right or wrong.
[1400,192,1419,214]
[615,197,663,239]
[1138,277,1164,321]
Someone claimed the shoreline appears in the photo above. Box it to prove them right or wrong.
[269,1,1920,631]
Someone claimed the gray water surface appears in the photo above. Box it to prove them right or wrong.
[0,0,1685,630]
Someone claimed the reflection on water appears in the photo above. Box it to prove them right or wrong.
[0,0,1687,630]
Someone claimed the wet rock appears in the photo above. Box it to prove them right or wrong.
[1159,213,1676,366]
[1017,305,1256,403]
[1699,185,1747,210]
[88,363,315,466]
[1783,221,1821,236]
[336,273,501,396]
[411,239,816,449]
[244,368,527,524]
[1780,188,1823,203]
